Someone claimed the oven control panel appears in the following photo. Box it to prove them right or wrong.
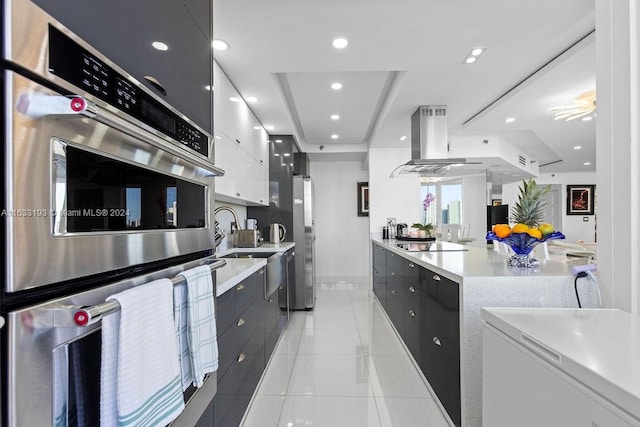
[47,25,208,157]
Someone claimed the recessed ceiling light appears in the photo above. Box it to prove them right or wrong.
[584,162,591,166]
[229,96,239,102]
[331,114,340,120]
[333,38,348,49]
[290,163,294,167]
[253,126,261,130]
[465,57,477,64]
[275,139,283,143]
[505,117,516,123]
[471,48,484,56]
[265,125,275,131]
[574,145,582,150]
[283,153,290,157]
[331,134,339,139]
[331,82,343,90]
[205,85,211,91]
[152,41,169,51]
[274,153,280,157]
[212,39,229,50]
[400,136,407,141]
[582,116,593,121]
[215,136,221,140]
[246,96,258,103]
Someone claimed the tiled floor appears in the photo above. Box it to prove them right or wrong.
[241,282,451,426]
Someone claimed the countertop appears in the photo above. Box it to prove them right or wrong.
[482,307,640,421]
[214,242,294,296]
[373,237,574,282]
[215,242,295,258]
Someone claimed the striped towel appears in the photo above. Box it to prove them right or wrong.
[101,279,185,427]
[173,283,192,391]
[177,265,218,388]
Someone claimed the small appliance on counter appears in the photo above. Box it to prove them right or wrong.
[396,223,408,238]
[233,230,262,248]
[246,218,258,230]
[269,223,287,243]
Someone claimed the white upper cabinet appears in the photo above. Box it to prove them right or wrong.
[213,61,268,206]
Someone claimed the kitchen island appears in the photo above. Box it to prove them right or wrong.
[371,238,599,427]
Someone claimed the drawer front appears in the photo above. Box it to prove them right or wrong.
[235,270,261,316]
[372,243,386,272]
[217,329,260,396]
[217,300,259,377]
[404,259,419,284]
[405,282,421,321]
[387,269,405,308]
[216,290,236,335]
[421,270,460,357]
[404,312,420,362]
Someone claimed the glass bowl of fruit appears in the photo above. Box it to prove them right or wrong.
[487,223,565,267]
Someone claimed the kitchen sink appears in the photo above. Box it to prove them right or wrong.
[221,250,293,301]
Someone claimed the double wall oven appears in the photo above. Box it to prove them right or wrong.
[2,0,224,425]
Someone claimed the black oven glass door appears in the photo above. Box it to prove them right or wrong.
[53,141,206,234]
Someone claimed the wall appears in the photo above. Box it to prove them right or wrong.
[310,160,370,283]
[502,171,597,243]
[368,147,421,235]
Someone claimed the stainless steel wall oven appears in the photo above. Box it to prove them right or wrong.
[2,0,224,425]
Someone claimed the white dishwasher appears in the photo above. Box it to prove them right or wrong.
[482,308,640,427]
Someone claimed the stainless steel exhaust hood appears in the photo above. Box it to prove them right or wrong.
[390,105,479,177]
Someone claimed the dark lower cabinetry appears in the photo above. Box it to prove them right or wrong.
[371,243,461,426]
[213,266,285,426]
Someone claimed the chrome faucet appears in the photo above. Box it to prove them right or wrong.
[214,205,242,232]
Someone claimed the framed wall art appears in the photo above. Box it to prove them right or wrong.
[357,182,369,217]
[567,184,595,215]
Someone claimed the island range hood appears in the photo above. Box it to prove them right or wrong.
[390,105,480,177]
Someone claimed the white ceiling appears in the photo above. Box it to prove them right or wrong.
[213,0,596,175]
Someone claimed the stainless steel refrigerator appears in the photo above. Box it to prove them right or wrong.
[292,175,316,310]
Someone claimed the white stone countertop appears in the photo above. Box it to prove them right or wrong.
[215,258,267,297]
[215,242,295,258]
[373,237,574,282]
[482,307,640,421]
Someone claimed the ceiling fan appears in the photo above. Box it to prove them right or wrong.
[549,90,596,121]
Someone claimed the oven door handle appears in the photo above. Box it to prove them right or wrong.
[18,94,224,177]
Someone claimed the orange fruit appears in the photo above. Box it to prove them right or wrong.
[538,223,554,235]
[493,224,512,238]
[512,223,529,234]
[528,228,542,239]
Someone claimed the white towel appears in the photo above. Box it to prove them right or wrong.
[173,283,192,391]
[100,279,185,427]
[177,265,218,388]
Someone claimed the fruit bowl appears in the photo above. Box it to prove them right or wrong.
[486,230,565,267]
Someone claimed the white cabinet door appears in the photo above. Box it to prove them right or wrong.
[250,163,269,206]
[249,118,269,166]
[213,131,240,198]
[214,62,250,145]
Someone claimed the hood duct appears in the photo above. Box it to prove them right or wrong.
[390,105,480,177]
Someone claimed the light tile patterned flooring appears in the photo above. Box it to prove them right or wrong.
[241,282,451,426]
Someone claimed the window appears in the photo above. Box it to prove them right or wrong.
[420,181,463,226]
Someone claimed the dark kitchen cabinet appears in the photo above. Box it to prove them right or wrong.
[371,244,461,426]
[247,135,297,242]
[33,0,213,133]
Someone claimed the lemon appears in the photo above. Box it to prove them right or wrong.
[528,228,542,239]
[511,223,529,234]
[538,223,554,235]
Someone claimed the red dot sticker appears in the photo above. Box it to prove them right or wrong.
[70,97,85,112]
[74,311,88,326]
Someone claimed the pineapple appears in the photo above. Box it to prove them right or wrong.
[511,179,551,227]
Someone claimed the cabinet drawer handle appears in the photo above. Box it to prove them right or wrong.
[237,353,246,363]
[237,318,245,327]
[409,286,416,293]
[278,286,284,290]
[260,160,263,163]
[392,290,398,296]
[409,310,416,317]
[409,263,415,268]
[235,139,241,144]
[236,283,245,291]
[236,192,241,197]
[391,272,395,276]
[260,199,264,203]
[268,298,273,303]
[258,269,264,275]
[433,337,441,346]
[433,275,441,281]
[391,254,396,258]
